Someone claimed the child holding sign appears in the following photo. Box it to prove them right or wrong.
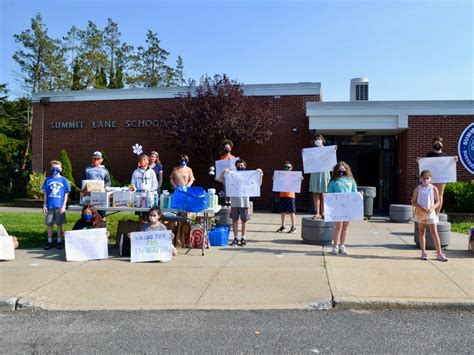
[275,161,301,234]
[327,162,358,255]
[142,207,177,256]
[309,135,332,219]
[412,170,447,262]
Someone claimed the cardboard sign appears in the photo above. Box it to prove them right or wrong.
[323,192,364,222]
[215,157,239,181]
[418,157,457,183]
[0,236,15,260]
[272,170,303,193]
[302,146,337,174]
[225,170,261,197]
[65,228,108,261]
[130,230,174,263]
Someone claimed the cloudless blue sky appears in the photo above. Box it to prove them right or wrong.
[1,0,472,100]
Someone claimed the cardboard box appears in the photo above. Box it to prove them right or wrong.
[115,220,141,247]
[81,180,105,192]
[90,191,113,208]
[113,191,133,207]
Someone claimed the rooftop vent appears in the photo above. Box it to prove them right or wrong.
[350,77,369,101]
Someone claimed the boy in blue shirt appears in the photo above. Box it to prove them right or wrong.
[42,160,70,250]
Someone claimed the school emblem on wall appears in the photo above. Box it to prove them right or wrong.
[458,122,474,174]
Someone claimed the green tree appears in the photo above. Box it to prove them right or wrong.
[71,59,83,90]
[78,21,108,88]
[58,149,75,186]
[173,55,185,86]
[114,65,124,89]
[63,25,82,89]
[94,67,108,89]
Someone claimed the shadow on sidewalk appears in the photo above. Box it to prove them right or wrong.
[219,246,322,256]
[26,250,65,261]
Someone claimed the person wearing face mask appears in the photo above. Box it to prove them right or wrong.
[142,207,177,257]
[42,160,71,250]
[219,139,235,160]
[73,204,106,230]
[327,161,358,256]
[148,151,164,193]
[275,161,303,234]
[169,154,195,189]
[412,170,447,262]
[309,135,331,219]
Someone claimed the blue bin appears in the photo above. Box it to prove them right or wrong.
[208,226,230,246]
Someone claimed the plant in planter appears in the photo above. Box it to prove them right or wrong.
[26,171,46,200]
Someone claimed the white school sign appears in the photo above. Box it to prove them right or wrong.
[130,230,174,263]
[323,192,364,222]
[302,146,337,174]
[65,228,108,262]
[418,157,457,183]
[272,171,303,193]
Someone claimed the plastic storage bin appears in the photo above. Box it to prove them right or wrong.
[208,226,230,246]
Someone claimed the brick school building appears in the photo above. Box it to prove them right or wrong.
[32,81,473,211]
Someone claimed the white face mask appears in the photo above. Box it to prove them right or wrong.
[149,215,159,223]
[315,139,323,147]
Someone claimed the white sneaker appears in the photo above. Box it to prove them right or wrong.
[339,245,348,255]
[331,245,339,255]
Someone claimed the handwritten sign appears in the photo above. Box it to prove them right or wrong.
[215,157,239,181]
[130,230,174,263]
[323,192,364,222]
[272,170,303,193]
[418,157,457,183]
[225,170,261,197]
[302,146,337,174]
[0,237,15,260]
[65,228,108,261]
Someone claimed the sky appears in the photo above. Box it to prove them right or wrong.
[0,0,473,101]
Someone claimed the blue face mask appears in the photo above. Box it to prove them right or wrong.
[236,166,246,171]
[51,167,61,175]
[339,171,347,177]
[84,213,93,222]
[179,160,187,166]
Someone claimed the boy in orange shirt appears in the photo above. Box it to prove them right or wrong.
[276,161,299,234]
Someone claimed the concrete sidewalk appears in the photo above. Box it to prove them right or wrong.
[1,212,473,311]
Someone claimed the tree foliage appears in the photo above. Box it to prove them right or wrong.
[160,74,278,165]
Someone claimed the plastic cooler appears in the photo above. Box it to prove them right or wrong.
[208,226,230,246]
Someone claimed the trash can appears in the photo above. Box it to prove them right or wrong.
[357,186,376,219]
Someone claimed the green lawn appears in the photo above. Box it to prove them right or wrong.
[0,211,137,248]
[451,221,473,235]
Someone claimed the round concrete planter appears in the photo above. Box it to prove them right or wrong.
[389,204,413,223]
[216,206,232,226]
[438,213,448,222]
[301,217,335,245]
[414,221,451,249]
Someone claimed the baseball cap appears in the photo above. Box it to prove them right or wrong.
[92,151,103,159]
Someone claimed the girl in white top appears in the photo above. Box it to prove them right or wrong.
[411,170,447,262]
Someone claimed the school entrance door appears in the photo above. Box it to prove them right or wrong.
[326,135,396,211]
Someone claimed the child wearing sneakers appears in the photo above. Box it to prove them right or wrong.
[219,159,263,246]
[327,161,358,256]
[42,160,70,250]
[275,161,301,234]
[412,170,448,262]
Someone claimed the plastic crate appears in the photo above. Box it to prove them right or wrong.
[208,226,230,246]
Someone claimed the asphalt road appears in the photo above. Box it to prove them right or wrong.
[1,309,472,354]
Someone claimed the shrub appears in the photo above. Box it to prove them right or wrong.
[101,150,122,186]
[58,149,80,201]
[443,182,474,213]
[26,171,46,199]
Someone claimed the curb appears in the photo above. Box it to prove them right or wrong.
[0,297,17,311]
[333,298,474,311]
[15,298,48,311]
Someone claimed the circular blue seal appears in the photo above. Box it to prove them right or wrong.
[458,122,474,174]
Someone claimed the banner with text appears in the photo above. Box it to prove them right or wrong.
[0,236,15,260]
[215,157,239,181]
[323,192,364,222]
[130,230,174,263]
[272,170,303,193]
[302,146,337,174]
[418,157,457,183]
[225,170,261,197]
[65,228,108,262]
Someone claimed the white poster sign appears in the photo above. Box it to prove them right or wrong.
[225,170,261,197]
[323,192,364,222]
[418,157,457,183]
[65,228,108,262]
[130,230,174,263]
[0,236,15,260]
[215,157,239,181]
[272,171,303,193]
[302,146,337,174]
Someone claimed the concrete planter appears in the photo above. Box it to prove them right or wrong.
[389,204,413,223]
[301,217,335,245]
[414,221,451,250]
